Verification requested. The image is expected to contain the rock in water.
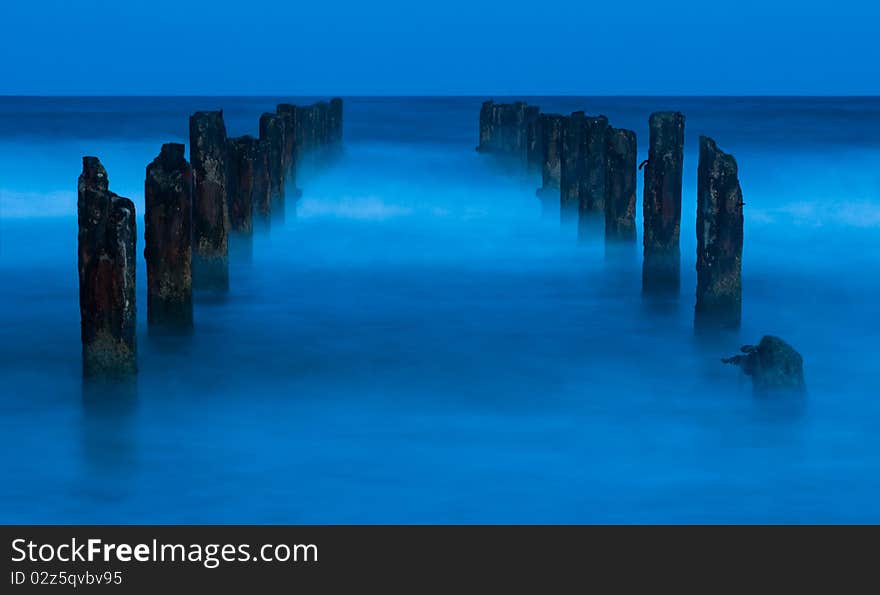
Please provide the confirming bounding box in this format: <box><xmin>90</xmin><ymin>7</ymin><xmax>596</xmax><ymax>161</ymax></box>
<box><xmin>144</xmin><ymin>143</ymin><xmax>193</xmax><ymax>328</ymax></box>
<box><xmin>723</xmin><ymin>336</ymin><xmax>805</xmax><ymax>395</ymax></box>
<box><xmin>189</xmin><ymin>110</ymin><xmax>229</xmax><ymax>290</ymax></box>
<box><xmin>642</xmin><ymin>111</ymin><xmax>685</xmax><ymax>295</ymax></box>
<box><xmin>536</xmin><ymin>113</ymin><xmax>565</xmax><ymax>205</ymax></box>
<box><xmin>227</xmin><ymin>135</ymin><xmax>257</xmax><ymax>233</ymax></box>
<box><xmin>560</xmin><ymin>112</ymin><xmax>585</xmax><ymax>223</ymax></box>
<box><xmin>576</xmin><ymin>115</ymin><xmax>609</xmax><ymax>240</ymax></box>
<box><xmin>604</xmin><ymin>127</ymin><xmax>637</xmax><ymax>243</ymax></box>
<box><xmin>78</xmin><ymin>156</ymin><xmax>137</xmax><ymax>376</ymax></box>
<box><xmin>252</xmin><ymin>139</ymin><xmax>272</xmax><ymax>225</ymax></box>
<box><xmin>259</xmin><ymin>112</ymin><xmax>285</xmax><ymax>200</ymax></box>
<box><xmin>696</xmin><ymin>136</ymin><xmax>744</xmax><ymax>330</ymax></box>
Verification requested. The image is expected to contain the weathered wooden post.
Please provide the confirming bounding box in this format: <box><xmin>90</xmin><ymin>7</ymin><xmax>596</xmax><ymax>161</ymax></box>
<box><xmin>78</xmin><ymin>156</ymin><xmax>137</xmax><ymax>376</ymax></box>
<box><xmin>294</xmin><ymin>104</ymin><xmax>317</xmax><ymax>163</ymax></box>
<box><xmin>500</xmin><ymin>102</ymin><xmax>528</xmax><ymax>165</ymax></box>
<box><xmin>560</xmin><ymin>111</ymin><xmax>585</xmax><ymax>223</ymax></box>
<box><xmin>329</xmin><ymin>97</ymin><xmax>344</xmax><ymax>154</ymax></box>
<box><xmin>476</xmin><ymin>100</ymin><xmax>497</xmax><ymax>153</ymax></box>
<box><xmin>189</xmin><ymin>110</ymin><xmax>229</xmax><ymax>290</ymax></box>
<box><xmin>315</xmin><ymin>100</ymin><xmax>330</xmax><ymax>154</ymax></box>
<box><xmin>144</xmin><ymin>143</ymin><xmax>193</xmax><ymax>328</ymax></box>
<box><xmin>695</xmin><ymin>136</ymin><xmax>744</xmax><ymax>330</ymax></box>
<box><xmin>252</xmin><ymin>139</ymin><xmax>271</xmax><ymax>228</ymax></box>
<box><xmin>476</xmin><ymin>100</ymin><xmax>531</xmax><ymax>171</ymax></box>
<box><xmin>604</xmin><ymin>127</ymin><xmax>638</xmax><ymax>243</ymax></box>
<box><xmin>525</xmin><ymin>105</ymin><xmax>543</xmax><ymax>173</ymax></box>
<box><xmin>227</xmin><ymin>135</ymin><xmax>256</xmax><ymax>233</ymax></box>
<box><xmin>642</xmin><ymin>111</ymin><xmax>685</xmax><ymax>294</ymax></box>
<box><xmin>259</xmin><ymin>112</ymin><xmax>285</xmax><ymax>199</ymax></box>
<box><xmin>536</xmin><ymin>113</ymin><xmax>565</xmax><ymax>208</ymax></box>
<box><xmin>275</xmin><ymin>103</ymin><xmax>298</xmax><ymax>187</ymax></box>
<box><xmin>577</xmin><ymin>115</ymin><xmax>609</xmax><ymax>240</ymax></box>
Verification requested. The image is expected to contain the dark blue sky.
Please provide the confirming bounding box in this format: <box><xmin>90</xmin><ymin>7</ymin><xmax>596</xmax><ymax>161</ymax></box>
<box><xmin>3</xmin><ymin>0</ymin><xmax>877</xmax><ymax>95</ymax></box>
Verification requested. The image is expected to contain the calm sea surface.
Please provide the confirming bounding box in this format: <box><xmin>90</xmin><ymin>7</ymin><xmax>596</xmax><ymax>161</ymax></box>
<box><xmin>1</xmin><ymin>96</ymin><xmax>879</xmax><ymax>523</ymax></box>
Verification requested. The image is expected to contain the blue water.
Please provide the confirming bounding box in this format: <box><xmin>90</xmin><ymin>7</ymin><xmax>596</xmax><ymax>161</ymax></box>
<box><xmin>1</xmin><ymin>97</ymin><xmax>880</xmax><ymax>523</ymax></box>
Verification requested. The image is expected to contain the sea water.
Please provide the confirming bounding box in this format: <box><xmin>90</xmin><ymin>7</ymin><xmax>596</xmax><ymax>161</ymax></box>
<box><xmin>1</xmin><ymin>96</ymin><xmax>879</xmax><ymax>523</ymax></box>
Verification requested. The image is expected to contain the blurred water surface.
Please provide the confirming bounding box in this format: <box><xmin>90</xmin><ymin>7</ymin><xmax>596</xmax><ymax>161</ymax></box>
<box><xmin>1</xmin><ymin>96</ymin><xmax>879</xmax><ymax>523</ymax></box>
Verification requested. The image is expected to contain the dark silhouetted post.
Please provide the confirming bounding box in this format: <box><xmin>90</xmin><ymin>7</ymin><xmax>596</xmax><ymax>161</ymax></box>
<box><xmin>78</xmin><ymin>157</ymin><xmax>137</xmax><ymax>376</ymax></box>
<box><xmin>500</xmin><ymin>102</ymin><xmax>527</xmax><ymax>165</ymax></box>
<box><xmin>144</xmin><ymin>143</ymin><xmax>193</xmax><ymax>328</ymax></box>
<box><xmin>315</xmin><ymin>100</ymin><xmax>330</xmax><ymax>155</ymax></box>
<box><xmin>329</xmin><ymin>97</ymin><xmax>344</xmax><ymax>153</ymax></box>
<box><xmin>252</xmin><ymin>139</ymin><xmax>271</xmax><ymax>227</ymax></box>
<box><xmin>189</xmin><ymin>110</ymin><xmax>229</xmax><ymax>290</ymax></box>
<box><xmin>525</xmin><ymin>105</ymin><xmax>543</xmax><ymax>173</ymax></box>
<box><xmin>642</xmin><ymin>111</ymin><xmax>685</xmax><ymax>294</ymax></box>
<box><xmin>695</xmin><ymin>136</ymin><xmax>744</xmax><ymax>330</ymax></box>
<box><xmin>475</xmin><ymin>100</ymin><xmax>534</xmax><ymax>170</ymax></box>
<box><xmin>227</xmin><ymin>135</ymin><xmax>256</xmax><ymax>233</ymax></box>
<box><xmin>276</xmin><ymin>104</ymin><xmax>298</xmax><ymax>187</ymax></box>
<box><xmin>536</xmin><ymin>113</ymin><xmax>564</xmax><ymax>209</ymax></box>
<box><xmin>294</xmin><ymin>104</ymin><xmax>317</xmax><ymax>163</ymax></box>
<box><xmin>560</xmin><ymin>111</ymin><xmax>585</xmax><ymax>223</ymax></box>
<box><xmin>476</xmin><ymin>100</ymin><xmax>497</xmax><ymax>153</ymax></box>
<box><xmin>577</xmin><ymin>115</ymin><xmax>609</xmax><ymax>240</ymax></box>
<box><xmin>259</xmin><ymin>112</ymin><xmax>285</xmax><ymax>200</ymax></box>
<box><xmin>604</xmin><ymin>127</ymin><xmax>637</xmax><ymax>243</ymax></box>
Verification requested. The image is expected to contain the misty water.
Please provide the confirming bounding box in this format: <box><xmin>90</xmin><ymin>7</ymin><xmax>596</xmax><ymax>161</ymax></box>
<box><xmin>1</xmin><ymin>97</ymin><xmax>879</xmax><ymax>523</ymax></box>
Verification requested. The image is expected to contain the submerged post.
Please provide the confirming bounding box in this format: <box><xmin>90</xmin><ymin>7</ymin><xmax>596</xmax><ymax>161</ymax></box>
<box><xmin>144</xmin><ymin>143</ymin><xmax>193</xmax><ymax>328</ymax></box>
<box><xmin>642</xmin><ymin>111</ymin><xmax>685</xmax><ymax>294</ymax></box>
<box><xmin>695</xmin><ymin>136</ymin><xmax>744</xmax><ymax>330</ymax></box>
<box><xmin>536</xmin><ymin>113</ymin><xmax>565</xmax><ymax>210</ymax></box>
<box><xmin>189</xmin><ymin>110</ymin><xmax>229</xmax><ymax>290</ymax></box>
<box><xmin>227</xmin><ymin>135</ymin><xmax>257</xmax><ymax>233</ymax></box>
<box><xmin>78</xmin><ymin>156</ymin><xmax>137</xmax><ymax>376</ymax></box>
<box><xmin>723</xmin><ymin>336</ymin><xmax>805</xmax><ymax>395</ymax></box>
<box><xmin>604</xmin><ymin>127</ymin><xmax>638</xmax><ymax>243</ymax></box>
<box><xmin>577</xmin><ymin>115</ymin><xmax>609</xmax><ymax>240</ymax></box>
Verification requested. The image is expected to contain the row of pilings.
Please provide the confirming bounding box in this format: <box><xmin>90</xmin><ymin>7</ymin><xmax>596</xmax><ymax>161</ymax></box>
<box><xmin>476</xmin><ymin>100</ymin><xmax>745</xmax><ymax>334</ymax></box>
<box><xmin>77</xmin><ymin>99</ymin><xmax>343</xmax><ymax>377</ymax></box>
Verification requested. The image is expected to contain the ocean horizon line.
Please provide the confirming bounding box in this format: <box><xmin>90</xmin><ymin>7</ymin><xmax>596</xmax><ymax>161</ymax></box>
<box><xmin>2</xmin><ymin>93</ymin><xmax>880</xmax><ymax>99</ymax></box>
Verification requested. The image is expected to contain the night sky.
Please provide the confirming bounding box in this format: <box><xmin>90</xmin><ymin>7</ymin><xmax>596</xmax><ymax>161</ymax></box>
<box><xmin>2</xmin><ymin>0</ymin><xmax>877</xmax><ymax>95</ymax></box>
